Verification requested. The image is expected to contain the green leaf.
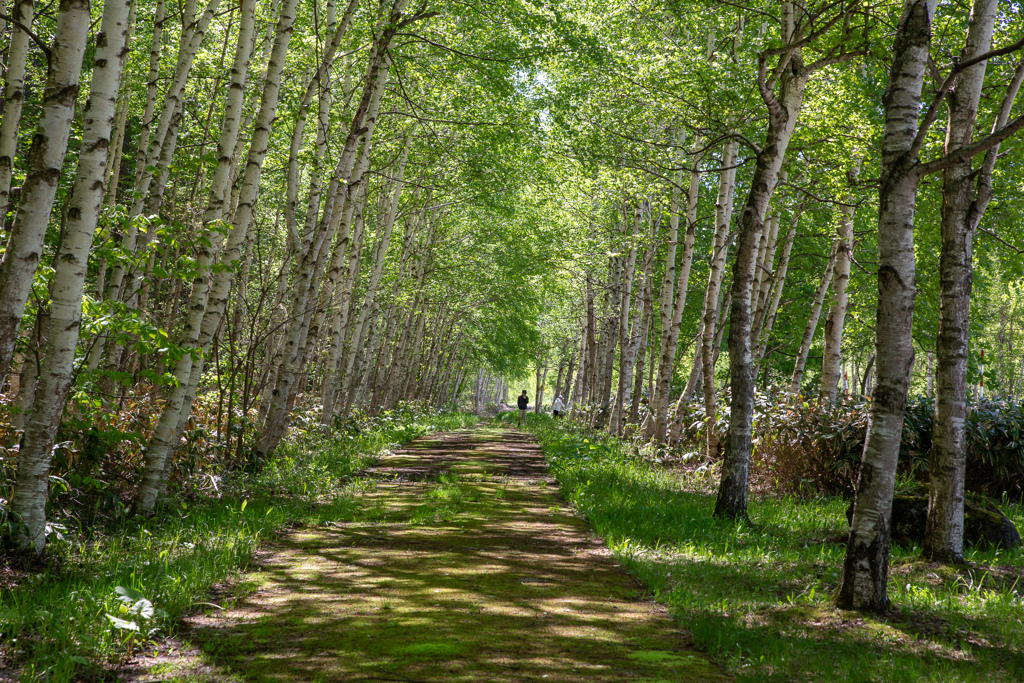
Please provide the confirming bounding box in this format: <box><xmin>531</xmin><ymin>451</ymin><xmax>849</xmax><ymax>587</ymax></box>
<box><xmin>115</xmin><ymin>585</ymin><xmax>145</xmax><ymax>603</ymax></box>
<box><xmin>106</xmin><ymin>614</ymin><xmax>140</xmax><ymax>632</ymax></box>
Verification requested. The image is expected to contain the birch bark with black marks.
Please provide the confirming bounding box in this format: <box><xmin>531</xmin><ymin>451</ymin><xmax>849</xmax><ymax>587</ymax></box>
<box><xmin>819</xmin><ymin>166</ymin><xmax>859</xmax><ymax>407</ymax></box>
<box><xmin>789</xmin><ymin>246</ymin><xmax>837</xmax><ymax>396</ymax></box>
<box><xmin>717</xmin><ymin>26</ymin><xmax>816</xmax><ymax>519</ymax></box>
<box><xmin>135</xmin><ymin>0</ymin><xmax>264</xmax><ymax>515</ymax></box>
<box><xmin>611</xmin><ymin>230</ymin><xmax>638</xmax><ymax>434</ymax></box>
<box><xmin>759</xmin><ymin>210</ymin><xmax>801</xmax><ymax>360</ymax></box>
<box><xmin>750</xmin><ymin>172</ymin><xmax>787</xmax><ymax>347</ymax></box>
<box><xmin>322</xmin><ymin>189</ymin><xmax>367</xmax><ymax>421</ymax></box>
<box><xmin>9</xmin><ymin>0</ymin><xmax>132</xmax><ymax>552</ymax></box>
<box><xmin>838</xmin><ymin>0</ymin><xmax>937</xmax><ymax>612</ymax></box>
<box><xmin>925</xmin><ymin>0</ymin><xmax>1001</xmax><ymax>564</ymax></box>
<box><xmin>701</xmin><ymin>139</ymin><xmax>738</xmax><ymax>461</ymax></box>
<box><xmin>169</xmin><ymin>0</ymin><xmax>307</xmax><ymax>478</ymax></box>
<box><xmin>650</xmin><ymin>138</ymin><xmax>702</xmax><ymax>442</ymax></box>
<box><xmin>0</xmin><ymin>0</ymin><xmax>35</xmax><ymax>230</ymax></box>
<box><xmin>0</xmin><ymin>0</ymin><xmax>92</xmax><ymax>387</ymax></box>
<box><xmin>103</xmin><ymin>0</ymin><xmax>220</xmax><ymax>304</ymax></box>
<box><xmin>630</xmin><ymin>245</ymin><xmax>655</xmax><ymax>427</ymax></box>
<box><xmin>332</xmin><ymin>111</ymin><xmax>397</xmax><ymax>420</ymax></box>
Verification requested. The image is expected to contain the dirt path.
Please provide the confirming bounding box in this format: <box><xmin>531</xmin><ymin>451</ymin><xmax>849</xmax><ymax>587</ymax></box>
<box><xmin>135</xmin><ymin>425</ymin><xmax>726</xmax><ymax>682</ymax></box>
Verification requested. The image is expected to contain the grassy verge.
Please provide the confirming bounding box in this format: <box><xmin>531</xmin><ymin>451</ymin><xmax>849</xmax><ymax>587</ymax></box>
<box><xmin>507</xmin><ymin>412</ymin><xmax>1024</xmax><ymax>682</ymax></box>
<box><xmin>0</xmin><ymin>409</ymin><xmax>478</xmax><ymax>682</ymax></box>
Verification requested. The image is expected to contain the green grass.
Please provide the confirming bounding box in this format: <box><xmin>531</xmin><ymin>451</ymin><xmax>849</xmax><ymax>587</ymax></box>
<box><xmin>0</xmin><ymin>410</ymin><xmax>478</xmax><ymax>682</ymax></box>
<box><xmin>512</xmin><ymin>412</ymin><xmax>1024</xmax><ymax>682</ymax></box>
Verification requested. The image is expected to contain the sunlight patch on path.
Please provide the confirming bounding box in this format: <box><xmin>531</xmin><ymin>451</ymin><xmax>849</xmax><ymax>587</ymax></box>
<box><xmin>132</xmin><ymin>425</ymin><xmax>726</xmax><ymax>682</ymax></box>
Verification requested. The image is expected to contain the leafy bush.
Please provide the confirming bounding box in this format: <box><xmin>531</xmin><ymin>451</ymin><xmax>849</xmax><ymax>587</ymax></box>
<box><xmin>669</xmin><ymin>391</ymin><xmax>1024</xmax><ymax>499</ymax></box>
<box><xmin>963</xmin><ymin>399</ymin><xmax>1024</xmax><ymax>497</ymax></box>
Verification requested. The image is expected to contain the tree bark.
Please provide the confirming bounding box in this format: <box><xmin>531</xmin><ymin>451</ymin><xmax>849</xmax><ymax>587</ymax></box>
<box><xmin>789</xmin><ymin>245</ymin><xmax>837</xmax><ymax>396</ymax></box>
<box><xmin>717</xmin><ymin>36</ymin><xmax>812</xmax><ymax>519</ymax></box>
<box><xmin>9</xmin><ymin>0</ymin><xmax>132</xmax><ymax>552</ymax></box>
<box><xmin>701</xmin><ymin>139</ymin><xmax>738</xmax><ymax>460</ymax></box>
<box><xmin>0</xmin><ymin>0</ymin><xmax>92</xmax><ymax>387</ymax></box>
<box><xmin>819</xmin><ymin>166</ymin><xmax>859</xmax><ymax>407</ymax></box>
<box><xmin>0</xmin><ymin>0</ymin><xmax>35</xmax><ymax>230</ymax></box>
<box><xmin>630</xmin><ymin>249</ymin><xmax>655</xmax><ymax>426</ymax></box>
<box><xmin>838</xmin><ymin>0</ymin><xmax>937</xmax><ymax>612</ymax></box>
<box><xmin>104</xmin><ymin>0</ymin><xmax>220</xmax><ymax>304</ymax></box>
<box><xmin>611</xmin><ymin>219</ymin><xmax>638</xmax><ymax>434</ymax></box>
<box><xmin>134</xmin><ymin>0</ymin><xmax>266</xmax><ymax>515</ymax></box>
<box><xmin>651</xmin><ymin>139</ymin><xmax>702</xmax><ymax>442</ymax></box>
<box><xmin>925</xmin><ymin>0</ymin><xmax>1000</xmax><ymax>564</ymax></box>
<box><xmin>754</xmin><ymin>201</ymin><xmax>803</xmax><ymax>362</ymax></box>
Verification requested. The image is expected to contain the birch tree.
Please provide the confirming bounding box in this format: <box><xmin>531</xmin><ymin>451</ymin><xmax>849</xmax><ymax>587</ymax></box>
<box><xmin>789</xmin><ymin>246</ymin><xmax>837</xmax><ymax>395</ymax></box>
<box><xmin>136</xmin><ymin>0</ymin><xmax>265</xmax><ymax>515</ymax></box>
<box><xmin>8</xmin><ymin>0</ymin><xmax>131</xmax><ymax>551</ymax></box>
<box><xmin>839</xmin><ymin>0</ymin><xmax>1024</xmax><ymax>610</ymax></box>
<box><xmin>819</xmin><ymin>165</ymin><xmax>859</xmax><ymax>406</ymax></box>
<box><xmin>0</xmin><ymin>0</ymin><xmax>35</xmax><ymax>229</ymax></box>
<box><xmin>716</xmin><ymin>2</ymin><xmax>863</xmax><ymax>519</ymax></box>
<box><xmin>701</xmin><ymin>139</ymin><xmax>738</xmax><ymax>460</ymax></box>
<box><xmin>0</xmin><ymin>0</ymin><xmax>92</xmax><ymax>384</ymax></box>
<box><xmin>924</xmin><ymin>0</ymin><xmax>1017</xmax><ymax>563</ymax></box>
<box><xmin>649</xmin><ymin>138</ymin><xmax>702</xmax><ymax>442</ymax></box>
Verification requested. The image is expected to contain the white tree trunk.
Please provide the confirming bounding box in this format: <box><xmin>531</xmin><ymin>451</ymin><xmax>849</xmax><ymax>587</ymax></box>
<box><xmin>717</xmin><ymin>43</ymin><xmax>811</xmax><ymax>519</ymax></box>
<box><xmin>164</xmin><ymin>0</ymin><xmax>305</xmax><ymax>489</ymax></box>
<box><xmin>323</xmin><ymin>194</ymin><xmax>367</xmax><ymax>419</ymax></box>
<box><xmin>789</xmin><ymin>246</ymin><xmax>837</xmax><ymax>395</ymax></box>
<box><xmin>0</xmin><ymin>0</ymin><xmax>92</xmax><ymax>386</ymax></box>
<box><xmin>925</xmin><ymin>0</ymin><xmax>1000</xmax><ymax>563</ymax></box>
<box><xmin>701</xmin><ymin>139</ymin><xmax>738</xmax><ymax>460</ymax></box>
<box><xmin>8</xmin><ymin>0</ymin><xmax>128</xmax><ymax>551</ymax></box>
<box><xmin>0</xmin><ymin>0</ymin><xmax>35</xmax><ymax>227</ymax></box>
<box><xmin>611</xmin><ymin>233</ymin><xmax>638</xmax><ymax>434</ymax></box>
<box><xmin>134</xmin><ymin>0</ymin><xmax>267</xmax><ymax>515</ymax></box>
<box><xmin>754</xmin><ymin>204</ymin><xmax>802</xmax><ymax>361</ymax></box>
<box><xmin>750</xmin><ymin>171</ymin><xmax>787</xmax><ymax>344</ymax></box>
<box><xmin>102</xmin><ymin>0</ymin><xmax>219</xmax><ymax>308</ymax></box>
<box><xmin>335</xmin><ymin>134</ymin><xmax>411</xmax><ymax>423</ymax></box>
<box><xmin>650</xmin><ymin>140</ymin><xmax>702</xmax><ymax>442</ymax></box>
<box><xmin>838</xmin><ymin>0</ymin><xmax>937</xmax><ymax>612</ymax></box>
<box><xmin>819</xmin><ymin>167</ymin><xmax>859</xmax><ymax>407</ymax></box>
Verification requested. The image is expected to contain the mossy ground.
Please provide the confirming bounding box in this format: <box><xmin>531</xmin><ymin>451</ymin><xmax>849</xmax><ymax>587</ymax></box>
<box><xmin>130</xmin><ymin>425</ymin><xmax>723</xmax><ymax>682</ymax></box>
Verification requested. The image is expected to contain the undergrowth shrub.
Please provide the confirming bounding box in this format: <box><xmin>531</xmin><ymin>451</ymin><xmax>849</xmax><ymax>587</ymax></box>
<box><xmin>670</xmin><ymin>389</ymin><xmax>1024</xmax><ymax>499</ymax></box>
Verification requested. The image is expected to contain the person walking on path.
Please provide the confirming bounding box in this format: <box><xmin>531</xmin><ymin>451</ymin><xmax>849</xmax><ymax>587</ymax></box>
<box><xmin>552</xmin><ymin>395</ymin><xmax>565</xmax><ymax>418</ymax></box>
<box><xmin>517</xmin><ymin>390</ymin><xmax>529</xmax><ymax>427</ymax></box>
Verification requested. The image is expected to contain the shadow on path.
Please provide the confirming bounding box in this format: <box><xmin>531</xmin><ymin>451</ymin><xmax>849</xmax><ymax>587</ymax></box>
<box><xmin>132</xmin><ymin>424</ymin><xmax>727</xmax><ymax>682</ymax></box>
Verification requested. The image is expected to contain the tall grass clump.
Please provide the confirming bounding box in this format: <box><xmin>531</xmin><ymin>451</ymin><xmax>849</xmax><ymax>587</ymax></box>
<box><xmin>520</xmin><ymin>413</ymin><xmax>1024</xmax><ymax>682</ymax></box>
<box><xmin>0</xmin><ymin>405</ymin><xmax>477</xmax><ymax>681</ymax></box>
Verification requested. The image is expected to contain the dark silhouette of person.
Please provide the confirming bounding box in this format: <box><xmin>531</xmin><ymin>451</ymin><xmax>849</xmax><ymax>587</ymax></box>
<box><xmin>517</xmin><ymin>390</ymin><xmax>529</xmax><ymax>427</ymax></box>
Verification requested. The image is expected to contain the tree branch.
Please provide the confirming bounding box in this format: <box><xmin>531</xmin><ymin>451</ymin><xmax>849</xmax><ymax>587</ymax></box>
<box><xmin>909</xmin><ymin>34</ymin><xmax>1024</xmax><ymax>161</ymax></box>
<box><xmin>804</xmin><ymin>48</ymin><xmax>866</xmax><ymax>73</ymax></box>
<box><xmin>0</xmin><ymin>12</ymin><xmax>52</xmax><ymax>65</ymax></box>
<box><xmin>763</xmin><ymin>1</ymin><xmax>849</xmax><ymax>57</ymax></box>
<box><xmin>916</xmin><ymin>112</ymin><xmax>1024</xmax><ymax>176</ymax></box>
<box><xmin>395</xmin><ymin>31</ymin><xmax>511</xmax><ymax>62</ymax></box>
<box><xmin>758</xmin><ymin>54</ymin><xmax>785</xmax><ymax>118</ymax></box>
<box><xmin>977</xmin><ymin>226</ymin><xmax>1024</xmax><ymax>254</ymax></box>
<box><xmin>397</xmin><ymin>9</ymin><xmax>438</xmax><ymax>29</ymax></box>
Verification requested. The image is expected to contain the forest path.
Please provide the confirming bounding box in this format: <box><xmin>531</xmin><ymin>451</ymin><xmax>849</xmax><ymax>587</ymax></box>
<box><xmin>136</xmin><ymin>424</ymin><xmax>725</xmax><ymax>682</ymax></box>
